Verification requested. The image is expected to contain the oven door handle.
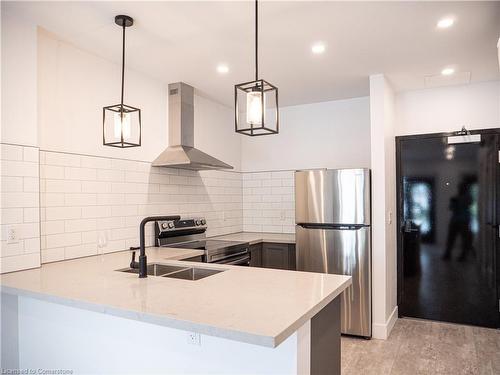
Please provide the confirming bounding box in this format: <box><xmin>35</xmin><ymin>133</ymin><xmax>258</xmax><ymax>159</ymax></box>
<box><xmin>210</xmin><ymin>250</ymin><xmax>248</xmax><ymax>263</ymax></box>
<box><xmin>218</xmin><ymin>255</ymin><xmax>250</xmax><ymax>266</ymax></box>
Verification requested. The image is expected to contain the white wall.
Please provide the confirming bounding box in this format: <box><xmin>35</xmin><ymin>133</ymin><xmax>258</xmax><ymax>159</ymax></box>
<box><xmin>241</xmin><ymin>97</ymin><xmax>371</xmax><ymax>172</ymax></box>
<box><xmin>369</xmin><ymin>74</ymin><xmax>397</xmax><ymax>340</ymax></box>
<box><xmin>1</xmin><ymin>9</ymin><xmax>38</xmax><ymax>146</ymax></box>
<box><xmin>38</xmin><ymin>29</ymin><xmax>240</xmax><ymax>169</ymax></box>
<box><xmin>396</xmin><ymin>81</ymin><xmax>500</xmax><ymax>136</ymax></box>
<box><xmin>1</xmin><ymin>18</ymin><xmax>242</xmax><ymax>271</ymax></box>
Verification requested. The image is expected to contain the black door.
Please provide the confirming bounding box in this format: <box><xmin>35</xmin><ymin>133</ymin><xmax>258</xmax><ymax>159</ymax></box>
<box><xmin>397</xmin><ymin>129</ymin><xmax>500</xmax><ymax>328</ymax></box>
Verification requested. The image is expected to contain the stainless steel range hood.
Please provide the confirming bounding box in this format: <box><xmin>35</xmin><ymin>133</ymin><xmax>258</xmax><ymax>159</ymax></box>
<box><xmin>152</xmin><ymin>82</ymin><xmax>233</xmax><ymax>170</ymax></box>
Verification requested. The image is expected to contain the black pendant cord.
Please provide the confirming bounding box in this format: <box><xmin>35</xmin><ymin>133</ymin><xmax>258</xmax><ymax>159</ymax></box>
<box><xmin>255</xmin><ymin>0</ymin><xmax>258</xmax><ymax>81</ymax></box>
<box><xmin>120</xmin><ymin>23</ymin><xmax>126</xmax><ymax>109</ymax></box>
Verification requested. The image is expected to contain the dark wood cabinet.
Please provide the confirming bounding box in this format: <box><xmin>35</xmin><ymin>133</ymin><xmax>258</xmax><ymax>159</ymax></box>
<box><xmin>261</xmin><ymin>243</ymin><xmax>296</xmax><ymax>270</ymax></box>
<box><xmin>249</xmin><ymin>243</ymin><xmax>262</xmax><ymax>267</ymax></box>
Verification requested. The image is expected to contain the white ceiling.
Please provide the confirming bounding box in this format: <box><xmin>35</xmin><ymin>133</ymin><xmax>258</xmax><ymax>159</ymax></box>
<box><xmin>4</xmin><ymin>1</ymin><xmax>500</xmax><ymax>107</ymax></box>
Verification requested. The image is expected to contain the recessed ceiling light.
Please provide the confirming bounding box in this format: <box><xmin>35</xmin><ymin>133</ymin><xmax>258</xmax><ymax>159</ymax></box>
<box><xmin>311</xmin><ymin>42</ymin><xmax>326</xmax><ymax>54</ymax></box>
<box><xmin>216</xmin><ymin>64</ymin><xmax>229</xmax><ymax>74</ymax></box>
<box><xmin>437</xmin><ymin>17</ymin><xmax>454</xmax><ymax>29</ymax></box>
<box><xmin>441</xmin><ymin>67</ymin><xmax>455</xmax><ymax>76</ymax></box>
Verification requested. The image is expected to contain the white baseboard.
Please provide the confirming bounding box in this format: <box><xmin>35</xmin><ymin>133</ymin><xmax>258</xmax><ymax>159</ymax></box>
<box><xmin>372</xmin><ymin>306</ymin><xmax>398</xmax><ymax>340</ymax></box>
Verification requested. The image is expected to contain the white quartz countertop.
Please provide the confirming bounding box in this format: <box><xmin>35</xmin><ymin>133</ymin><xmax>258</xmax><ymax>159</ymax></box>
<box><xmin>210</xmin><ymin>232</ymin><xmax>295</xmax><ymax>244</ymax></box>
<box><xmin>0</xmin><ymin>246</ymin><xmax>350</xmax><ymax>348</ymax></box>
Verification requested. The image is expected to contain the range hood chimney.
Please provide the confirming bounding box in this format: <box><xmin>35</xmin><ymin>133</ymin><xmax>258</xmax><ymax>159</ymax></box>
<box><xmin>152</xmin><ymin>82</ymin><xmax>233</xmax><ymax>170</ymax></box>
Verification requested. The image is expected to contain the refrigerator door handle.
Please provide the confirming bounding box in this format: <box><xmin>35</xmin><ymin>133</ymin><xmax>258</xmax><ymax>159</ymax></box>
<box><xmin>299</xmin><ymin>223</ymin><xmax>368</xmax><ymax>230</ymax></box>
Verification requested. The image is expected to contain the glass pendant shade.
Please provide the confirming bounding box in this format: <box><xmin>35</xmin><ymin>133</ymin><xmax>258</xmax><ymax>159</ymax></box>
<box><xmin>103</xmin><ymin>104</ymin><xmax>141</xmax><ymax>147</ymax></box>
<box><xmin>235</xmin><ymin>79</ymin><xmax>278</xmax><ymax>136</ymax></box>
<box><xmin>103</xmin><ymin>15</ymin><xmax>141</xmax><ymax>148</ymax></box>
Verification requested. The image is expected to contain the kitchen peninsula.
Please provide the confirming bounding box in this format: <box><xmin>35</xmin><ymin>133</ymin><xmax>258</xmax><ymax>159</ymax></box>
<box><xmin>1</xmin><ymin>246</ymin><xmax>351</xmax><ymax>374</ymax></box>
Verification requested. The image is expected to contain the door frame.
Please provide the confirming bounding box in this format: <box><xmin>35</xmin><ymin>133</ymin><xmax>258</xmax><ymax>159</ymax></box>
<box><xmin>395</xmin><ymin>127</ymin><xmax>500</xmax><ymax>323</ymax></box>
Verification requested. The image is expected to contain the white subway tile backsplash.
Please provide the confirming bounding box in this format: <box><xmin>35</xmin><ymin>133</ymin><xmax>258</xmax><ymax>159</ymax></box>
<box><xmin>41</xmin><ymin>247</ymin><xmax>65</xmax><ymax>263</ymax></box>
<box><xmin>81</xmin><ymin>206</ymin><xmax>112</xmax><ymax>219</ymax></box>
<box><xmin>1</xmin><ymin>192</ymin><xmax>39</xmax><ymax>208</ymax></box>
<box><xmin>23</xmin><ymin>208</ymin><xmax>39</xmax><ymax>223</ymax></box>
<box><xmin>262</xmin><ymin>179</ymin><xmax>281</xmax><ymax>187</ymax></box>
<box><xmin>45</xmin><ymin>207</ymin><xmax>82</xmax><ymax>220</ymax></box>
<box><xmin>64</xmin><ymin>193</ymin><xmax>97</xmax><ymax>206</ymax></box>
<box><xmin>81</xmin><ymin>181</ymin><xmax>112</xmax><ymax>193</ymax></box>
<box><xmin>0</xmin><ymin>149</ymin><xmax>299</xmax><ymax>265</ymax></box>
<box><xmin>80</xmin><ymin>155</ymin><xmax>112</xmax><ymax>169</ymax></box>
<box><xmin>23</xmin><ymin>177</ymin><xmax>40</xmax><ymax>192</ymax></box>
<box><xmin>41</xmin><ymin>193</ymin><xmax>65</xmax><ymax>207</ymax></box>
<box><xmin>1</xmin><ymin>241</ymin><xmax>25</xmax><ymax>257</ymax></box>
<box><xmin>1</xmin><ymin>208</ymin><xmax>24</xmax><ymax>224</ymax></box>
<box><xmin>23</xmin><ymin>147</ymin><xmax>39</xmax><ymax>162</ymax></box>
<box><xmin>0</xmin><ymin>153</ymin><xmax>40</xmax><ymax>273</ymax></box>
<box><xmin>64</xmin><ymin>166</ymin><xmax>97</xmax><ymax>181</ymax></box>
<box><xmin>242</xmin><ymin>170</ymin><xmax>295</xmax><ymax>234</ymax></box>
<box><xmin>65</xmin><ymin>243</ymin><xmax>97</xmax><ymax>259</ymax></box>
<box><xmin>0</xmin><ymin>253</ymin><xmax>40</xmax><ymax>273</ymax></box>
<box><xmin>44</xmin><ymin>152</ymin><xmax>81</xmax><ymax>167</ymax></box>
<box><xmin>96</xmin><ymin>169</ymin><xmax>125</xmax><ymax>182</ymax></box>
<box><xmin>41</xmin><ymin>220</ymin><xmax>65</xmax><ymax>235</ymax></box>
<box><xmin>45</xmin><ymin>179</ymin><xmax>81</xmax><ymax>193</ymax></box>
<box><xmin>1</xmin><ymin>160</ymin><xmax>39</xmax><ymax>177</ymax></box>
<box><xmin>46</xmin><ymin>232</ymin><xmax>81</xmax><ymax>248</ymax></box>
<box><xmin>242</xmin><ymin>179</ymin><xmax>261</xmax><ymax>188</ymax></box>
<box><xmin>65</xmin><ymin>218</ymin><xmax>97</xmax><ymax>233</ymax></box>
<box><xmin>24</xmin><ymin>237</ymin><xmax>41</xmax><ymax>254</ymax></box>
<box><xmin>2</xmin><ymin>176</ymin><xmax>24</xmax><ymax>192</ymax></box>
<box><xmin>1</xmin><ymin>144</ymin><xmax>24</xmax><ymax>161</ymax></box>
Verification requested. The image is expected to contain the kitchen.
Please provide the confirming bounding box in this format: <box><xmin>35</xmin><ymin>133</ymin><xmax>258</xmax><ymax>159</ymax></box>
<box><xmin>1</xmin><ymin>1</ymin><xmax>500</xmax><ymax>374</ymax></box>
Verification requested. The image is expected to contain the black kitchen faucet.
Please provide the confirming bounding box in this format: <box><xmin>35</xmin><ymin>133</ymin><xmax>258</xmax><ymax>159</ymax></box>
<box><xmin>131</xmin><ymin>216</ymin><xmax>181</xmax><ymax>278</ymax></box>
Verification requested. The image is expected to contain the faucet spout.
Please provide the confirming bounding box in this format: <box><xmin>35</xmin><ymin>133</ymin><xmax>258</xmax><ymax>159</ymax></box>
<box><xmin>138</xmin><ymin>216</ymin><xmax>181</xmax><ymax>278</ymax></box>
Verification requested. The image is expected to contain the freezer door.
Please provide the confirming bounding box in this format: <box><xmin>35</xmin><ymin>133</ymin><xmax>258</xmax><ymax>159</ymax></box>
<box><xmin>295</xmin><ymin>169</ymin><xmax>370</xmax><ymax>225</ymax></box>
<box><xmin>296</xmin><ymin>225</ymin><xmax>371</xmax><ymax>337</ymax></box>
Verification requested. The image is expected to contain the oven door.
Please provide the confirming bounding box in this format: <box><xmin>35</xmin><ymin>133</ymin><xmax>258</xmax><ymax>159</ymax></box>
<box><xmin>215</xmin><ymin>254</ymin><xmax>250</xmax><ymax>266</ymax></box>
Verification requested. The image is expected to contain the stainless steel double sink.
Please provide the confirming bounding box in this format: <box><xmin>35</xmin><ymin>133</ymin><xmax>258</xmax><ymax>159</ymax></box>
<box><xmin>117</xmin><ymin>263</ymin><xmax>224</xmax><ymax>281</ymax></box>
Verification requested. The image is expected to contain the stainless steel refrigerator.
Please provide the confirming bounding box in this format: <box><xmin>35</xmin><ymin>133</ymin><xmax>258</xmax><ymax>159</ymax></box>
<box><xmin>295</xmin><ymin>168</ymin><xmax>371</xmax><ymax>338</ymax></box>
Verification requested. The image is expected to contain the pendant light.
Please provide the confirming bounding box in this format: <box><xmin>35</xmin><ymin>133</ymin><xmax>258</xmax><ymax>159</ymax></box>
<box><xmin>103</xmin><ymin>15</ymin><xmax>141</xmax><ymax>148</ymax></box>
<box><xmin>235</xmin><ymin>0</ymin><xmax>279</xmax><ymax>136</ymax></box>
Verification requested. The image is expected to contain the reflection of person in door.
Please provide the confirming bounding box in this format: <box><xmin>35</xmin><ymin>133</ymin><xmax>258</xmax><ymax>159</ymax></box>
<box><xmin>442</xmin><ymin>180</ymin><xmax>474</xmax><ymax>261</ymax></box>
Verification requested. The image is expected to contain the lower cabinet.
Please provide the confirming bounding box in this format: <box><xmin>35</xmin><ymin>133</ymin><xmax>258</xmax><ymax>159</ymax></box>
<box><xmin>261</xmin><ymin>243</ymin><xmax>296</xmax><ymax>271</ymax></box>
<box><xmin>249</xmin><ymin>243</ymin><xmax>262</xmax><ymax>267</ymax></box>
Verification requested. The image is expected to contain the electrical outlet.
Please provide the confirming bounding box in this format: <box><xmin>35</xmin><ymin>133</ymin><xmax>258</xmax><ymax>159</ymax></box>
<box><xmin>7</xmin><ymin>226</ymin><xmax>18</xmax><ymax>244</ymax></box>
<box><xmin>187</xmin><ymin>332</ymin><xmax>201</xmax><ymax>346</ymax></box>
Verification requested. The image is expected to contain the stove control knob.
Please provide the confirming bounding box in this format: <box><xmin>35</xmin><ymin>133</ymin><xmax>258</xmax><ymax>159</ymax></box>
<box><xmin>201</xmin><ymin>219</ymin><xmax>206</xmax><ymax>226</ymax></box>
<box><xmin>195</xmin><ymin>219</ymin><xmax>201</xmax><ymax>226</ymax></box>
<box><xmin>168</xmin><ymin>222</ymin><xmax>174</xmax><ymax>229</ymax></box>
<box><xmin>161</xmin><ymin>222</ymin><xmax>169</xmax><ymax>230</ymax></box>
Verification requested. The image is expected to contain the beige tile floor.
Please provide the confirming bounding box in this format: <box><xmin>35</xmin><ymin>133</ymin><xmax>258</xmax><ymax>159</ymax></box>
<box><xmin>341</xmin><ymin>318</ymin><xmax>500</xmax><ymax>375</ymax></box>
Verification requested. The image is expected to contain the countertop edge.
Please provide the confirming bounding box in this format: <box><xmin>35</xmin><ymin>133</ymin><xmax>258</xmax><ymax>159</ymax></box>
<box><xmin>272</xmin><ymin>276</ymin><xmax>352</xmax><ymax>347</ymax></box>
<box><xmin>1</xmin><ymin>274</ymin><xmax>351</xmax><ymax>348</ymax></box>
<box><xmin>0</xmin><ymin>285</ymin><xmax>276</xmax><ymax>348</ymax></box>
